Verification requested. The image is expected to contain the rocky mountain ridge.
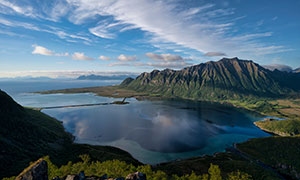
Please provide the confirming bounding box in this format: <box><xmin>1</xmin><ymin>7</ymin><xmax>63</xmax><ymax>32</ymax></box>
<box><xmin>121</xmin><ymin>57</ymin><xmax>300</xmax><ymax>100</ymax></box>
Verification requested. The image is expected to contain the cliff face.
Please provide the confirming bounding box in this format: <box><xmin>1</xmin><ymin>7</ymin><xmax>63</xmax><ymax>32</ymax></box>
<box><xmin>122</xmin><ymin>58</ymin><xmax>300</xmax><ymax>99</ymax></box>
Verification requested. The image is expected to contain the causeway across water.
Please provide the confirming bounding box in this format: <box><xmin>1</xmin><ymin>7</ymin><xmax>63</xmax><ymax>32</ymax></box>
<box><xmin>33</xmin><ymin>98</ymin><xmax>127</xmax><ymax>110</ymax></box>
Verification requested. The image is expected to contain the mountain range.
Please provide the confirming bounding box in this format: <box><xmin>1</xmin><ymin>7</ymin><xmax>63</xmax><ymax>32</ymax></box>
<box><xmin>77</xmin><ymin>74</ymin><xmax>136</xmax><ymax>80</ymax></box>
<box><xmin>121</xmin><ymin>57</ymin><xmax>300</xmax><ymax>100</ymax></box>
<box><xmin>263</xmin><ymin>64</ymin><xmax>293</xmax><ymax>72</ymax></box>
<box><xmin>294</xmin><ymin>67</ymin><xmax>300</xmax><ymax>73</ymax></box>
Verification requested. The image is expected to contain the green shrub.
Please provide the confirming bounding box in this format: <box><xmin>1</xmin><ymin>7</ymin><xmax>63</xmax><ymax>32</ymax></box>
<box><xmin>41</xmin><ymin>155</ymin><xmax>252</xmax><ymax>180</ymax></box>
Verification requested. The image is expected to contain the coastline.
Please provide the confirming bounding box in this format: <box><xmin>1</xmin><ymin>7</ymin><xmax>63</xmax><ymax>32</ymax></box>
<box><xmin>14</xmin><ymin>86</ymin><xmax>299</xmax><ymax>179</ymax></box>
<box><xmin>36</xmin><ymin>85</ymin><xmax>300</xmax><ymax>139</ymax></box>
<box><xmin>253</xmin><ymin>121</ymin><xmax>281</xmax><ymax>136</ymax></box>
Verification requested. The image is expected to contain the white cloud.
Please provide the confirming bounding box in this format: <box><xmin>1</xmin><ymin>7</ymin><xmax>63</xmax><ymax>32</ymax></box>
<box><xmin>146</xmin><ymin>53</ymin><xmax>184</xmax><ymax>62</ymax></box>
<box><xmin>66</xmin><ymin>0</ymin><xmax>289</xmax><ymax>57</ymax></box>
<box><xmin>108</xmin><ymin>62</ymin><xmax>131</xmax><ymax>66</ymax></box>
<box><xmin>244</xmin><ymin>46</ymin><xmax>293</xmax><ymax>56</ymax></box>
<box><xmin>89</xmin><ymin>24</ymin><xmax>116</xmax><ymax>39</ymax></box>
<box><xmin>179</xmin><ymin>4</ymin><xmax>215</xmax><ymax>19</ymax></box>
<box><xmin>54</xmin><ymin>29</ymin><xmax>91</xmax><ymax>42</ymax></box>
<box><xmin>48</xmin><ymin>1</ymin><xmax>70</xmax><ymax>21</ymax></box>
<box><xmin>72</xmin><ymin>52</ymin><xmax>94</xmax><ymax>60</ymax></box>
<box><xmin>32</xmin><ymin>45</ymin><xmax>69</xmax><ymax>56</ymax></box>
<box><xmin>232</xmin><ymin>32</ymin><xmax>272</xmax><ymax>41</ymax></box>
<box><xmin>0</xmin><ymin>0</ymin><xmax>291</xmax><ymax>59</ymax></box>
<box><xmin>0</xmin><ymin>17</ymin><xmax>91</xmax><ymax>43</ymax></box>
<box><xmin>135</xmin><ymin>62</ymin><xmax>192</xmax><ymax>69</ymax></box>
<box><xmin>117</xmin><ymin>54</ymin><xmax>137</xmax><ymax>61</ymax></box>
<box><xmin>0</xmin><ymin>29</ymin><xmax>25</xmax><ymax>37</ymax></box>
<box><xmin>0</xmin><ymin>70</ymin><xmax>139</xmax><ymax>78</ymax></box>
<box><xmin>32</xmin><ymin>45</ymin><xmax>54</xmax><ymax>56</ymax></box>
<box><xmin>272</xmin><ymin>16</ymin><xmax>278</xmax><ymax>21</ymax></box>
<box><xmin>263</xmin><ymin>64</ymin><xmax>293</xmax><ymax>72</ymax></box>
<box><xmin>0</xmin><ymin>0</ymin><xmax>35</xmax><ymax>17</ymax></box>
<box><xmin>0</xmin><ymin>17</ymin><xmax>40</xmax><ymax>31</ymax></box>
<box><xmin>256</xmin><ymin>20</ymin><xmax>264</xmax><ymax>26</ymax></box>
<box><xmin>99</xmin><ymin>55</ymin><xmax>110</xmax><ymax>61</ymax></box>
<box><xmin>204</xmin><ymin>52</ymin><xmax>227</xmax><ymax>57</ymax></box>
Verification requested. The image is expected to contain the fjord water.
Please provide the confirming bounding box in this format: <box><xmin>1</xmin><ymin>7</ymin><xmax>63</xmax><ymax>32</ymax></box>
<box><xmin>0</xmin><ymin>80</ymin><xmax>270</xmax><ymax>164</ymax></box>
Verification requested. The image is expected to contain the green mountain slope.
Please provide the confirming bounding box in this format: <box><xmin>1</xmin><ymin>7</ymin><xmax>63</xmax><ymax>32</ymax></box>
<box><xmin>0</xmin><ymin>90</ymin><xmax>139</xmax><ymax>179</ymax></box>
<box><xmin>121</xmin><ymin>58</ymin><xmax>300</xmax><ymax>100</ymax></box>
<box><xmin>237</xmin><ymin>135</ymin><xmax>300</xmax><ymax>179</ymax></box>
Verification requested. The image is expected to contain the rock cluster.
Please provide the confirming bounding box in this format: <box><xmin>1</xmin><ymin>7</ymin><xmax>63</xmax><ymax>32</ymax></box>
<box><xmin>15</xmin><ymin>159</ymin><xmax>48</xmax><ymax>180</ymax></box>
<box><xmin>16</xmin><ymin>158</ymin><xmax>146</xmax><ymax>180</ymax></box>
<box><xmin>56</xmin><ymin>171</ymin><xmax>146</xmax><ymax>180</ymax></box>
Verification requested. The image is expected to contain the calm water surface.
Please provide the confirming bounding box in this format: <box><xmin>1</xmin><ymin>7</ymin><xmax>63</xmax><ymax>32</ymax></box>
<box><xmin>0</xmin><ymin>80</ymin><xmax>270</xmax><ymax>164</ymax></box>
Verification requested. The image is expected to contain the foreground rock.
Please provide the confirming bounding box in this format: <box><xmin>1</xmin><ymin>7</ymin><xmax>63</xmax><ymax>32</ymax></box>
<box><xmin>58</xmin><ymin>172</ymin><xmax>146</xmax><ymax>180</ymax></box>
<box><xmin>15</xmin><ymin>158</ymin><xmax>48</xmax><ymax>180</ymax></box>
<box><xmin>16</xmin><ymin>159</ymin><xmax>146</xmax><ymax>180</ymax></box>
<box><xmin>126</xmin><ymin>172</ymin><xmax>146</xmax><ymax>180</ymax></box>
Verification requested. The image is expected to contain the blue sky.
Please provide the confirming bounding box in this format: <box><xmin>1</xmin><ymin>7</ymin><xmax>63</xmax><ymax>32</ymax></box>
<box><xmin>0</xmin><ymin>0</ymin><xmax>299</xmax><ymax>78</ymax></box>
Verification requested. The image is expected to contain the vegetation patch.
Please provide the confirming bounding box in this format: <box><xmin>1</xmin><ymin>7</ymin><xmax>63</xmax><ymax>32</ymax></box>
<box><xmin>236</xmin><ymin>135</ymin><xmax>300</xmax><ymax>179</ymax></box>
<box><xmin>4</xmin><ymin>155</ymin><xmax>253</xmax><ymax>180</ymax></box>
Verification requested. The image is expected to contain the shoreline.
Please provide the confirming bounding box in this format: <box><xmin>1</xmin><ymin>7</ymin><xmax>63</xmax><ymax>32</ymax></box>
<box><xmin>24</xmin><ymin>86</ymin><xmax>300</xmax><ymax>179</ymax></box>
<box><xmin>33</xmin><ymin>86</ymin><xmax>280</xmax><ymax>161</ymax></box>
<box><xmin>253</xmin><ymin>121</ymin><xmax>281</xmax><ymax>136</ymax></box>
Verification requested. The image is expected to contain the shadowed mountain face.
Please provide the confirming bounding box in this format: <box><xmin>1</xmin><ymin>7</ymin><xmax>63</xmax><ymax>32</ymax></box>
<box><xmin>0</xmin><ymin>90</ymin><xmax>73</xmax><ymax>178</ymax></box>
<box><xmin>121</xmin><ymin>58</ymin><xmax>300</xmax><ymax>99</ymax></box>
<box><xmin>0</xmin><ymin>90</ymin><xmax>140</xmax><ymax>179</ymax></box>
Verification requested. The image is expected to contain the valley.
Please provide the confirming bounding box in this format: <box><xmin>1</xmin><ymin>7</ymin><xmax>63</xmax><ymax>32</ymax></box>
<box><xmin>2</xmin><ymin>58</ymin><xmax>300</xmax><ymax>180</ymax></box>
<box><xmin>1</xmin><ymin>1</ymin><xmax>300</xmax><ymax>179</ymax></box>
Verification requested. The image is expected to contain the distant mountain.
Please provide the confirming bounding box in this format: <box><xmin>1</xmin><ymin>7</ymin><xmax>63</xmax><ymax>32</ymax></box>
<box><xmin>121</xmin><ymin>58</ymin><xmax>300</xmax><ymax>100</ymax></box>
<box><xmin>0</xmin><ymin>76</ymin><xmax>54</xmax><ymax>81</ymax></box>
<box><xmin>294</xmin><ymin>68</ymin><xmax>300</xmax><ymax>73</ymax></box>
<box><xmin>77</xmin><ymin>74</ymin><xmax>135</xmax><ymax>80</ymax></box>
<box><xmin>263</xmin><ymin>64</ymin><xmax>293</xmax><ymax>72</ymax></box>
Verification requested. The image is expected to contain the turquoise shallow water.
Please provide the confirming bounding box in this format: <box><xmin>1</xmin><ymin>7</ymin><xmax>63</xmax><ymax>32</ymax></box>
<box><xmin>0</xmin><ymin>80</ymin><xmax>270</xmax><ymax>164</ymax></box>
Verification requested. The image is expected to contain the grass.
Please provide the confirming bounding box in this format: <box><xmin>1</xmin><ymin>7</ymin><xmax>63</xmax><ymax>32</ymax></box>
<box><xmin>154</xmin><ymin>152</ymin><xmax>280</xmax><ymax>180</ymax></box>
<box><xmin>254</xmin><ymin>119</ymin><xmax>300</xmax><ymax>136</ymax></box>
<box><xmin>236</xmin><ymin>135</ymin><xmax>300</xmax><ymax>179</ymax></box>
<box><xmin>3</xmin><ymin>155</ymin><xmax>253</xmax><ymax>180</ymax></box>
<box><xmin>38</xmin><ymin>85</ymin><xmax>147</xmax><ymax>98</ymax></box>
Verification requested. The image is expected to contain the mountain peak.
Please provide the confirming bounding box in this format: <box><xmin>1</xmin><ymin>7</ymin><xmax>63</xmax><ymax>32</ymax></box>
<box><xmin>220</xmin><ymin>57</ymin><xmax>240</xmax><ymax>61</ymax></box>
<box><xmin>122</xmin><ymin>58</ymin><xmax>300</xmax><ymax>99</ymax></box>
<box><xmin>218</xmin><ymin>57</ymin><xmax>254</xmax><ymax>63</ymax></box>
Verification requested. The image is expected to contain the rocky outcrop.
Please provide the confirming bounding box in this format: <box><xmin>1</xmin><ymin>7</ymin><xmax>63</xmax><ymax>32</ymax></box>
<box><xmin>125</xmin><ymin>172</ymin><xmax>146</xmax><ymax>180</ymax></box>
<box><xmin>15</xmin><ymin>158</ymin><xmax>48</xmax><ymax>180</ymax></box>
<box><xmin>16</xmin><ymin>159</ymin><xmax>146</xmax><ymax>180</ymax></box>
<box><xmin>56</xmin><ymin>172</ymin><xmax>146</xmax><ymax>180</ymax></box>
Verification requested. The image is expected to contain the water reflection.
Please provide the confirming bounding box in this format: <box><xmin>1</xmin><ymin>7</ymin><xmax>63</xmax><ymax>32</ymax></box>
<box><xmin>43</xmin><ymin>98</ymin><xmax>269</xmax><ymax>164</ymax></box>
